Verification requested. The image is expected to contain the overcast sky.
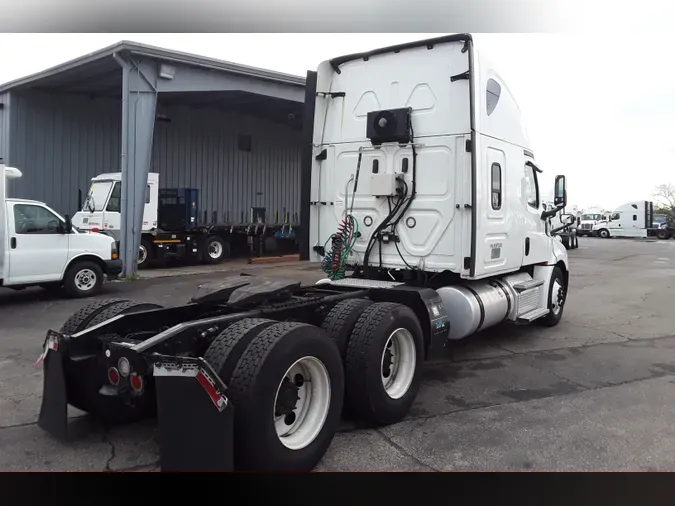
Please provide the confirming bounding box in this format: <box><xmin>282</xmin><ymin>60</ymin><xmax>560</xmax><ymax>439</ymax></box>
<box><xmin>0</xmin><ymin>33</ymin><xmax>671</xmax><ymax>211</ymax></box>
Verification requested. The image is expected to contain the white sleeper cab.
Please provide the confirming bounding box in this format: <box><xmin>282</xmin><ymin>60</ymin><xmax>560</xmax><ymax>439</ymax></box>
<box><xmin>591</xmin><ymin>201</ymin><xmax>654</xmax><ymax>239</ymax></box>
<box><xmin>310</xmin><ymin>34</ymin><xmax>574</xmax><ymax>333</ymax></box>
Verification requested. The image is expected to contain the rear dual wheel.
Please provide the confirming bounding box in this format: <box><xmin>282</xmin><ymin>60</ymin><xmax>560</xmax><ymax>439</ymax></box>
<box><xmin>202</xmin><ymin>300</ymin><xmax>425</xmax><ymax>470</ymax></box>
<box><xmin>204</xmin><ymin>320</ymin><xmax>343</xmax><ymax>471</ymax></box>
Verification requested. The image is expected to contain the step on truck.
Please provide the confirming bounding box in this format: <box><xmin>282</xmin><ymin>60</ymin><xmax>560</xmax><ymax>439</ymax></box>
<box><xmin>0</xmin><ymin>165</ymin><xmax>122</xmax><ymax>298</ymax></box>
<box><xmin>36</xmin><ymin>34</ymin><xmax>575</xmax><ymax>472</ymax></box>
<box><xmin>72</xmin><ymin>172</ymin><xmax>299</xmax><ymax>269</ymax></box>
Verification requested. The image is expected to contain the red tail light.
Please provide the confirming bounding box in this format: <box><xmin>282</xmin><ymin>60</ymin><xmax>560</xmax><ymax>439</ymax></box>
<box><xmin>130</xmin><ymin>374</ymin><xmax>143</xmax><ymax>392</ymax></box>
<box><xmin>108</xmin><ymin>367</ymin><xmax>120</xmax><ymax>386</ymax></box>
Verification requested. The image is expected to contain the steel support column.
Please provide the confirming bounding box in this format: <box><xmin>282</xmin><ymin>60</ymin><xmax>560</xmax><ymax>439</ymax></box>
<box><xmin>299</xmin><ymin>71</ymin><xmax>317</xmax><ymax>261</ymax></box>
<box><xmin>114</xmin><ymin>53</ymin><xmax>158</xmax><ymax>278</ymax></box>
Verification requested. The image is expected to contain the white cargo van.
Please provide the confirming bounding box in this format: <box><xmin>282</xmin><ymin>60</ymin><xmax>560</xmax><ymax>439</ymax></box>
<box><xmin>0</xmin><ymin>164</ymin><xmax>123</xmax><ymax>297</ymax></box>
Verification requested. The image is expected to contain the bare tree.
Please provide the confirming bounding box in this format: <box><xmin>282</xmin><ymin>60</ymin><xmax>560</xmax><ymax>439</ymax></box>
<box><xmin>652</xmin><ymin>184</ymin><xmax>675</xmax><ymax>217</ymax></box>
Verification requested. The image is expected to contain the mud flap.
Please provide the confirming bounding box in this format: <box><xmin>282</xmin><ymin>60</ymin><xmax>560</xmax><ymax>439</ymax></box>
<box><xmin>36</xmin><ymin>331</ymin><xmax>69</xmax><ymax>441</ymax></box>
<box><xmin>152</xmin><ymin>355</ymin><xmax>235</xmax><ymax>471</ymax></box>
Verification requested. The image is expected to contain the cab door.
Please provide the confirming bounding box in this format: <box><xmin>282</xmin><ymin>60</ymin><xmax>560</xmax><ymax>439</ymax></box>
<box><xmin>7</xmin><ymin>202</ymin><xmax>69</xmax><ymax>283</ymax></box>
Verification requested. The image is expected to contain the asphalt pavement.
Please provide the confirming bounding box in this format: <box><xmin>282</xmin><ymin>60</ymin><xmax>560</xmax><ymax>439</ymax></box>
<box><xmin>1</xmin><ymin>237</ymin><xmax>675</xmax><ymax>471</ymax></box>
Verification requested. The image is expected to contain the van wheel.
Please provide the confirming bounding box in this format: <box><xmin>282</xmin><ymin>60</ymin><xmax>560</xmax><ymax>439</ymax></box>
<box><xmin>344</xmin><ymin>302</ymin><xmax>424</xmax><ymax>425</ymax></box>
<box><xmin>63</xmin><ymin>261</ymin><xmax>104</xmax><ymax>298</ymax></box>
<box><xmin>598</xmin><ymin>229</ymin><xmax>610</xmax><ymax>239</ymax></box>
<box><xmin>202</xmin><ymin>235</ymin><xmax>229</xmax><ymax>264</ymax></box>
<box><xmin>138</xmin><ymin>239</ymin><xmax>153</xmax><ymax>269</ymax></box>
<box><xmin>540</xmin><ymin>266</ymin><xmax>567</xmax><ymax>327</ymax></box>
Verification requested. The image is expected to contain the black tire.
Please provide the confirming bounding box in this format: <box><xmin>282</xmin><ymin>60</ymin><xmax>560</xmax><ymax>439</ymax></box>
<box><xmin>59</xmin><ymin>298</ymin><xmax>130</xmax><ymax>334</ymax></box>
<box><xmin>657</xmin><ymin>229</ymin><xmax>669</xmax><ymax>240</ymax></box>
<box><xmin>204</xmin><ymin>318</ymin><xmax>277</xmax><ymax>383</ymax></box>
<box><xmin>598</xmin><ymin>229</ymin><xmax>610</xmax><ymax>239</ymax></box>
<box><xmin>138</xmin><ymin>238</ymin><xmax>153</xmax><ymax>269</ymax></box>
<box><xmin>539</xmin><ymin>266</ymin><xmax>567</xmax><ymax>327</ymax></box>
<box><xmin>320</xmin><ymin>298</ymin><xmax>373</xmax><ymax>360</ymax></box>
<box><xmin>87</xmin><ymin>300</ymin><xmax>163</xmax><ymax>328</ymax></box>
<box><xmin>562</xmin><ymin>236</ymin><xmax>570</xmax><ymax>249</ymax></box>
<box><xmin>227</xmin><ymin>322</ymin><xmax>343</xmax><ymax>471</ymax></box>
<box><xmin>202</xmin><ymin>235</ymin><xmax>230</xmax><ymax>265</ymax></box>
<box><xmin>344</xmin><ymin>302</ymin><xmax>424</xmax><ymax>425</ymax></box>
<box><xmin>63</xmin><ymin>261</ymin><xmax>104</xmax><ymax>298</ymax></box>
<box><xmin>64</xmin><ymin>300</ymin><xmax>164</xmax><ymax>424</ymax></box>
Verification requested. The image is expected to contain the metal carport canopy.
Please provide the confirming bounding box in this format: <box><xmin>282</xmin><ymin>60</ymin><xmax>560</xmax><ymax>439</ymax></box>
<box><xmin>0</xmin><ymin>41</ymin><xmax>307</xmax><ymax>277</ymax></box>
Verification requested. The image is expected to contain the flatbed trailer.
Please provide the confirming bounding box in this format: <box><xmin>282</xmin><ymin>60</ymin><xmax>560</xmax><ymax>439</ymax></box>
<box><xmin>148</xmin><ymin>218</ymin><xmax>299</xmax><ymax>265</ymax></box>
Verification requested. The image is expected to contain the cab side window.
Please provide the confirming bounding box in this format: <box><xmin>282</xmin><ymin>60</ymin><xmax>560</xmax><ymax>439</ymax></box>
<box><xmin>611</xmin><ymin>213</ymin><xmax>620</xmax><ymax>220</ymax></box>
<box><xmin>106</xmin><ymin>182</ymin><xmax>121</xmax><ymax>212</ymax></box>
<box><xmin>523</xmin><ymin>163</ymin><xmax>539</xmax><ymax>209</ymax></box>
<box><xmin>106</xmin><ymin>183</ymin><xmax>151</xmax><ymax>212</ymax></box>
<box><xmin>13</xmin><ymin>204</ymin><xmax>62</xmax><ymax>234</ymax></box>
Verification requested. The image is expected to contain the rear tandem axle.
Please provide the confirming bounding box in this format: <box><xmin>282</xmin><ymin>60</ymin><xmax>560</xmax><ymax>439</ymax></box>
<box><xmin>36</xmin><ymin>274</ymin><xmax>449</xmax><ymax>471</ymax></box>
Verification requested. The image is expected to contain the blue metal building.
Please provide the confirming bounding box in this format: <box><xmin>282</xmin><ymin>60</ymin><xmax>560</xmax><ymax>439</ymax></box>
<box><xmin>0</xmin><ymin>41</ymin><xmax>307</xmax><ymax>276</ymax></box>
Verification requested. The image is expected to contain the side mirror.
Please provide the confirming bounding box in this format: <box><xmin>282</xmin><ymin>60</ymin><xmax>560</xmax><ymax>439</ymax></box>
<box><xmin>554</xmin><ymin>175</ymin><xmax>567</xmax><ymax>208</ymax></box>
<box><xmin>64</xmin><ymin>214</ymin><xmax>73</xmax><ymax>234</ymax></box>
<box><xmin>561</xmin><ymin>213</ymin><xmax>576</xmax><ymax>226</ymax></box>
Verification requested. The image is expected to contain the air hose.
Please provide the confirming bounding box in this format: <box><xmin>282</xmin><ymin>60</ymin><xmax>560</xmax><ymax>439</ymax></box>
<box><xmin>321</xmin><ymin>214</ymin><xmax>359</xmax><ymax>280</ymax></box>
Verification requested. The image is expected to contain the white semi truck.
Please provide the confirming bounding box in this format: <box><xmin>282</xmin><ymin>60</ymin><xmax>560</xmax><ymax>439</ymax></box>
<box><xmin>591</xmin><ymin>200</ymin><xmax>668</xmax><ymax>239</ymax></box>
<box><xmin>577</xmin><ymin>206</ymin><xmax>608</xmax><ymax>236</ymax></box>
<box><xmin>0</xmin><ymin>164</ymin><xmax>122</xmax><ymax>297</ymax></box>
<box><xmin>37</xmin><ymin>34</ymin><xmax>575</xmax><ymax>471</ymax></box>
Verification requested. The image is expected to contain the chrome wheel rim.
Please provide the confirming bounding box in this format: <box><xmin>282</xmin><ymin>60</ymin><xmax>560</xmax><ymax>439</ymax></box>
<box><xmin>138</xmin><ymin>245</ymin><xmax>148</xmax><ymax>265</ymax></box>
<box><xmin>273</xmin><ymin>356</ymin><xmax>331</xmax><ymax>451</ymax></box>
<box><xmin>74</xmin><ymin>269</ymin><xmax>97</xmax><ymax>291</ymax></box>
<box><xmin>208</xmin><ymin>241</ymin><xmax>223</xmax><ymax>259</ymax></box>
<box><xmin>381</xmin><ymin>328</ymin><xmax>417</xmax><ymax>400</ymax></box>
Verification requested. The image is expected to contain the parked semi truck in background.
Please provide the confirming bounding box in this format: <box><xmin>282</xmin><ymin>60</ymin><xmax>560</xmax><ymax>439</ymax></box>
<box><xmin>73</xmin><ymin>172</ymin><xmax>299</xmax><ymax>269</ymax></box>
<box><xmin>591</xmin><ymin>200</ymin><xmax>669</xmax><ymax>239</ymax></box>
<box><xmin>0</xmin><ymin>164</ymin><xmax>121</xmax><ymax>297</ymax></box>
<box><xmin>36</xmin><ymin>34</ymin><xmax>576</xmax><ymax>472</ymax></box>
<box><xmin>577</xmin><ymin>206</ymin><xmax>608</xmax><ymax>236</ymax></box>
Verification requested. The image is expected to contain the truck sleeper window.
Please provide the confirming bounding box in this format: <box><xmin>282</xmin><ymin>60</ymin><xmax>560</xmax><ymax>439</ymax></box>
<box><xmin>491</xmin><ymin>163</ymin><xmax>502</xmax><ymax>210</ymax></box>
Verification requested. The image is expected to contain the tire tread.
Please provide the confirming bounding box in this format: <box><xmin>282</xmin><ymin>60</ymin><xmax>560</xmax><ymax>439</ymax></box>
<box><xmin>59</xmin><ymin>298</ymin><xmax>130</xmax><ymax>334</ymax></box>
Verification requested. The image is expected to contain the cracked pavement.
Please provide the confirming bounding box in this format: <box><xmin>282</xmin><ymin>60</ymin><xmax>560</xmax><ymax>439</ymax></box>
<box><xmin>2</xmin><ymin>238</ymin><xmax>675</xmax><ymax>471</ymax></box>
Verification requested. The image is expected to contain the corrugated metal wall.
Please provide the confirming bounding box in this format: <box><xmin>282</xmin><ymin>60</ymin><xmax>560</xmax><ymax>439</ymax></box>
<box><xmin>5</xmin><ymin>90</ymin><xmax>303</xmax><ymax>221</ymax></box>
<box><xmin>8</xmin><ymin>91</ymin><xmax>121</xmax><ymax>214</ymax></box>
<box><xmin>152</xmin><ymin>105</ymin><xmax>302</xmax><ymax>225</ymax></box>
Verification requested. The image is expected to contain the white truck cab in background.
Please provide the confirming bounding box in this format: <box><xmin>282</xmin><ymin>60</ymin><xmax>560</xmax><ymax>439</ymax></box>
<box><xmin>72</xmin><ymin>172</ymin><xmax>159</xmax><ymax>241</ymax></box>
<box><xmin>0</xmin><ymin>164</ymin><xmax>122</xmax><ymax>297</ymax></box>
<box><xmin>577</xmin><ymin>206</ymin><xmax>608</xmax><ymax>236</ymax></box>
<box><xmin>592</xmin><ymin>200</ymin><xmax>654</xmax><ymax>239</ymax></box>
